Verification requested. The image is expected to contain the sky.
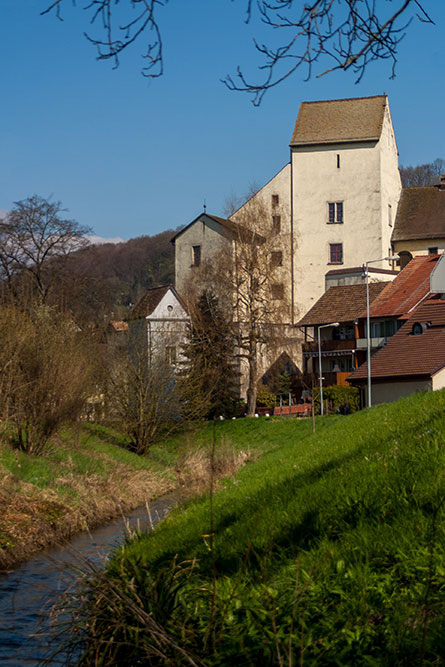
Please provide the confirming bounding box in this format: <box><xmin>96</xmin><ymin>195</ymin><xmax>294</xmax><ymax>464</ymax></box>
<box><xmin>1</xmin><ymin>1</ymin><xmax>444</xmax><ymax>241</ymax></box>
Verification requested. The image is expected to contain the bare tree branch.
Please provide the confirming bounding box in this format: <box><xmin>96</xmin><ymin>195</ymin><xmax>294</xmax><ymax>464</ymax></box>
<box><xmin>42</xmin><ymin>0</ymin><xmax>167</xmax><ymax>78</ymax></box>
<box><xmin>41</xmin><ymin>1</ymin><xmax>434</xmax><ymax>103</ymax></box>
<box><xmin>223</xmin><ymin>0</ymin><xmax>434</xmax><ymax>105</ymax></box>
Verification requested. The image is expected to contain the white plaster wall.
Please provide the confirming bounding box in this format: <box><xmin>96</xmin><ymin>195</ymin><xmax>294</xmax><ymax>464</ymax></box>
<box><xmin>150</xmin><ymin>290</ymin><xmax>188</xmax><ymax>321</ymax></box>
<box><xmin>432</xmin><ymin>368</ymin><xmax>445</xmax><ymax>391</ymax></box>
<box><xmin>393</xmin><ymin>239</ymin><xmax>445</xmax><ymax>256</ymax></box>
<box><xmin>371</xmin><ymin>379</ymin><xmax>432</xmax><ymax>404</ymax></box>
<box><xmin>174</xmin><ymin>216</ymin><xmax>232</xmax><ymax>295</ymax></box>
<box><xmin>233</xmin><ymin>163</ymin><xmax>291</xmax><ymax>233</ymax></box>
<box><xmin>380</xmin><ymin>104</ymin><xmax>402</xmax><ymax>259</ymax></box>
<box><xmin>292</xmin><ymin>130</ymin><xmax>399</xmax><ymax>320</ymax></box>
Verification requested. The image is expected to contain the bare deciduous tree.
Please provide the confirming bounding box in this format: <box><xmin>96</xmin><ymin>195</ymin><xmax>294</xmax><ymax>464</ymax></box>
<box><xmin>0</xmin><ymin>195</ymin><xmax>91</xmax><ymax>301</ymax></box>
<box><xmin>186</xmin><ymin>198</ymin><xmax>292</xmax><ymax>416</ymax></box>
<box><xmin>42</xmin><ymin>1</ymin><xmax>433</xmax><ymax>103</ymax></box>
<box><xmin>106</xmin><ymin>349</ymin><xmax>181</xmax><ymax>454</ymax></box>
<box><xmin>400</xmin><ymin>157</ymin><xmax>445</xmax><ymax>187</ymax></box>
<box><xmin>231</xmin><ymin>198</ymin><xmax>291</xmax><ymax>414</ymax></box>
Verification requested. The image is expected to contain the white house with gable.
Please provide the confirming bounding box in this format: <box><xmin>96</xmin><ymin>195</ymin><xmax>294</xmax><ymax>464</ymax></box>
<box><xmin>128</xmin><ymin>285</ymin><xmax>189</xmax><ymax>367</ymax></box>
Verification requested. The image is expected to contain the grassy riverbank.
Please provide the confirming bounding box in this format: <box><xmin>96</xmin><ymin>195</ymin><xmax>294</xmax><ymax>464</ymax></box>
<box><xmin>0</xmin><ymin>421</ymin><xmax>269</xmax><ymax>571</ymax></box>
<box><xmin>75</xmin><ymin>392</ymin><xmax>445</xmax><ymax>665</ymax></box>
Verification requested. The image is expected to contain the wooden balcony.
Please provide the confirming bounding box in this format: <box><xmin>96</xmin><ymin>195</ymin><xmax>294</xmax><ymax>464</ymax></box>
<box><xmin>302</xmin><ymin>339</ymin><xmax>355</xmax><ymax>355</ymax></box>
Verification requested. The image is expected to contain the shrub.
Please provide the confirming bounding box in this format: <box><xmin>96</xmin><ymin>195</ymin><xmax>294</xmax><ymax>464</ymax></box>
<box><xmin>255</xmin><ymin>385</ymin><xmax>277</xmax><ymax>407</ymax></box>
<box><xmin>313</xmin><ymin>384</ymin><xmax>359</xmax><ymax>414</ymax></box>
<box><xmin>0</xmin><ymin>300</ymin><xmax>99</xmax><ymax>454</ymax></box>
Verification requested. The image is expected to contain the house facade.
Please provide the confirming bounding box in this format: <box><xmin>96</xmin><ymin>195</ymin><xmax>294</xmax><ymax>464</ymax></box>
<box><xmin>128</xmin><ymin>285</ymin><xmax>189</xmax><ymax>368</ymax></box>
<box><xmin>348</xmin><ymin>296</ymin><xmax>445</xmax><ymax>404</ymax></box>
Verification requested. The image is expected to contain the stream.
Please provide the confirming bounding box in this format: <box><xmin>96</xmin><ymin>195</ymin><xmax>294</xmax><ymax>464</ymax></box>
<box><xmin>0</xmin><ymin>492</ymin><xmax>180</xmax><ymax>665</ymax></box>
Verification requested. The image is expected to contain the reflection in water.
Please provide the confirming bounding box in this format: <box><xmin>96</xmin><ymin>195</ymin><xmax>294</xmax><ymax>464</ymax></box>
<box><xmin>0</xmin><ymin>493</ymin><xmax>178</xmax><ymax>665</ymax></box>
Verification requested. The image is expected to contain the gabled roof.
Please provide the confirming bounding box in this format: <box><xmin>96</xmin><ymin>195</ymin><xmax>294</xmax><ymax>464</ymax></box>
<box><xmin>297</xmin><ymin>282</ymin><xmax>388</xmax><ymax>327</ymax></box>
<box><xmin>170</xmin><ymin>212</ymin><xmax>264</xmax><ymax>244</ymax></box>
<box><xmin>290</xmin><ymin>95</ymin><xmax>387</xmax><ymax>147</ymax></box>
<box><xmin>392</xmin><ymin>186</ymin><xmax>445</xmax><ymax>242</ymax></box>
<box><xmin>349</xmin><ymin>296</ymin><xmax>445</xmax><ymax>382</ymax></box>
<box><xmin>127</xmin><ymin>284</ymin><xmax>182</xmax><ymax>321</ymax></box>
<box><xmin>364</xmin><ymin>255</ymin><xmax>439</xmax><ymax>320</ymax></box>
<box><xmin>171</xmin><ymin>213</ymin><xmax>239</xmax><ymax>244</ymax></box>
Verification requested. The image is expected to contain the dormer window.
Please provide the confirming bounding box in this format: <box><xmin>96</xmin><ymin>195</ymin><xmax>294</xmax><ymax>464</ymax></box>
<box><xmin>411</xmin><ymin>322</ymin><xmax>430</xmax><ymax>335</ymax></box>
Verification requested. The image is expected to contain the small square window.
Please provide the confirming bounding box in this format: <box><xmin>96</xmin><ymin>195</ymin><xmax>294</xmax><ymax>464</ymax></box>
<box><xmin>329</xmin><ymin>243</ymin><xmax>343</xmax><ymax>264</ymax></box>
<box><xmin>271</xmin><ymin>194</ymin><xmax>279</xmax><ymax>208</ymax></box>
<box><xmin>271</xmin><ymin>283</ymin><xmax>284</xmax><ymax>299</ymax></box>
<box><xmin>192</xmin><ymin>245</ymin><xmax>201</xmax><ymax>267</ymax></box>
<box><xmin>327</xmin><ymin>202</ymin><xmax>343</xmax><ymax>224</ymax></box>
<box><xmin>272</xmin><ymin>215</ymin><xmax>281</xmax><ymax>233</ymax></box>
<box><xmin>271</xmin><ymin>250</ymin><xmax>283</xmax><ymax>267</ymax></box>
<box><xmin>428</xmin><ymin>247</ymin><xmax>438</xmax><ymax>255</ymax></box>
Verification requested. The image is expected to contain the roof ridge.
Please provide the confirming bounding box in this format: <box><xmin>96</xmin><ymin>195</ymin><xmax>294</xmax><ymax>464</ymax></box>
<box><xmin>300</xmin><ymin>94</ymin><xmax>386</xmax><ymax>106</ymax></box>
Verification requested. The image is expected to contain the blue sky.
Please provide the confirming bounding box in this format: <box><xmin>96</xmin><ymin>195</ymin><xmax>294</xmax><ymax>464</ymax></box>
<box><xmin>1</xmin><ymin>1</ymin><xmax>444</xmax><ymax>241</ymax></box>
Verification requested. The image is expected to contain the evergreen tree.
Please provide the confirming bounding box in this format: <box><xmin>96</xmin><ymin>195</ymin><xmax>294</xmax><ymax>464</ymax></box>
<box><xmin>180</xmin><ymin>291</ymin><xmax>239</xmax><ymax>419</ymax></box>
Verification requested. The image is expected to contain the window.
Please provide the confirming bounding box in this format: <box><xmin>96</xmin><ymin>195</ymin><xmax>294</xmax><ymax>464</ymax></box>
<box><xmin>328</xmin><ymin>202</ymin><xmax>343</xmax><ymax>224</ymax></box>
<box><xmin>399</xmin><ymin>251</ymin><xmax>412</xmax><ymax>269</ymax></box>
<box><xmin>166</xmin><ymin>345</ymin><xmax>177</xmax><ymax>365</ymax></box>
<box><xmin>271</xmin><ymin>283</ymin><xmax>284</xmax><ymax>299</ymax></box>
<box><xmin>370</xmin><ymin>320</ymin><xmax>396</xmax><ymax>338</ymax></box>
<box><xmin>192</xmin><ymin>245</ymin><xmax>201</xmax><ymax>267</ymax></box>
<box><xmin>330</xmin><ymin>357</ymin><xmax>352</xmax><ymax>372</ymax></box>
<box><xmin>429</xmin><ymin>247</ymin><xmax>438</xmax><ymax>255</ymax></box>
<box><xmin>337</xmin><ymin>154</ymin><xmax>340</xmax><ymax>169</ymax></box>
<box><xmin>272</xmin><ymin>215</ymin><xmax>281</xmax><ymax>233</ymax></box>
<box><xmin>271</xmin><ymin>194</ymin><xmax>279</xmax><ymax>207</ymax></box>
<box><xmin>333</xmin><ymin>326</ymin><xmax>354</xmax><ymax>341</ymax></box>
<box><xmin>388</xmin><ymin>203</ymin><xmax>392</xmax><ymax>227</ymax></box>
<box><xmin>329</xmin><ymin>243</ymin><xmax>343</xmax><ymax>264</ymax></box>
<box><xmin>271</xmin><ymin>250</ymin><xmax>283</xmax><ymax>267</ymax></box>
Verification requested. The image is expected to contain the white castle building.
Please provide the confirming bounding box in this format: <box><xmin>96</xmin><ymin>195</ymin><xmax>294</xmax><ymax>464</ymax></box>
<box><xmin>171</xmin><ymin>95</ymin><xmax>402</xmax><ymax>390</ymax></box>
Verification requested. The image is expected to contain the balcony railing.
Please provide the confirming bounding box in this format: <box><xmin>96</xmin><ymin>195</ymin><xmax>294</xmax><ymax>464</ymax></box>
<box><xmin>356</xmin><ymin>336</ymin><xmax>387</xmax><ymax>350</ymax></box>
<box><xmin>303</xmin><ymin>339</ymin><xmax>355</xmax><ymax>355</ymax></box>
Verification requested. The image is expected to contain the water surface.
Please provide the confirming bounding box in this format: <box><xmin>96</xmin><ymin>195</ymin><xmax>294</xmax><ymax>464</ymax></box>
<box><xmin>0</xmin><ymin>493</ymin><xmax>179</xmax><ymax>665</ymax></box>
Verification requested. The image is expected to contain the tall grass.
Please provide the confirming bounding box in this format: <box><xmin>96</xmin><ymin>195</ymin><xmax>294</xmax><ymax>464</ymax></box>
<box><xmin>71</xmin><ymin>391</ymin><xmax>445</xmax><ymax>665</ymax></box>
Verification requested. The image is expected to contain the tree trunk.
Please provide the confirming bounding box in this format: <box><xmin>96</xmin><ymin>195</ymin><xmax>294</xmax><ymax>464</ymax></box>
<box><xmin>246</xmin><ymin>346</ymin><xmax>258</xmax><ymax>417</ymax></box>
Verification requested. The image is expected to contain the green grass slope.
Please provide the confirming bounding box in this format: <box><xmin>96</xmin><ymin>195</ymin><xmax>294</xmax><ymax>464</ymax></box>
<box><xmin>79</xmin><ymin>392</ymin><xmax>445</xmax><ymax>665</ymax></box>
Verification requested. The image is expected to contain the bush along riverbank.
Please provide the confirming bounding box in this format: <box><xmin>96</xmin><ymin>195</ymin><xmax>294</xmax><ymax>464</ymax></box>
<box><xmin>69</xmin><ymin>391</ymin><xmax>445</xmax><ymax>665</ymax></box>
<box><xmin>0</xmin><ymin>420</ymin><xmax>274</xmax><ymax>571</ymax></box>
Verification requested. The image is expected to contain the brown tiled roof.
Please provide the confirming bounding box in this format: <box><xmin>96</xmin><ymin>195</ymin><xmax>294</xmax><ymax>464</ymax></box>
<box><xmin>128</xmin><ymin>285</ymin><xmax>172</xmax><ymax>321</ymax></box>
<box><xmin>349</xmin><ymin>296</ymin><xmax>445</xmax><ymax>381</ymax></box>
<box><xmin>392</xmin><ymin>186</ymin><xmax>445</xmax><ymax>241</ymax></box>
<box><xmin>363</xmin><ymin>255</ymin><xmax>439</xmax><ymax>320</ymax></box>
<box><xmin>290</xmin><ymin>95</ymin><xmax>387</xmax><ymax>147</ymax></box>
<box><xmin>297</xmin><ymin>282</ymin><xmax>388</xmax><ymax>327</ymax></box>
